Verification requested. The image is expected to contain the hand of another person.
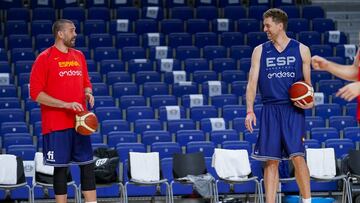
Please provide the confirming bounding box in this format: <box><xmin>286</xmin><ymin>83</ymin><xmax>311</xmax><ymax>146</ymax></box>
<box><xmin>311</xmin><ymin>55</ymin><xmax>330</xmax><ymax>71</ymax></box>
<box><xmin>245</xmin><ymin>112</ymin><xmax>256</xmax><ymax>133</ymax></box>
<box><xmin>64</xmin><ymin>102</ymin><xmax>84</xmax><ymax>112</ymax></box>
<box><xmin>294</xmin><ymin>99</ymin><xmax>314</xmax><ymax>109</ymax></box>
<box><xmin>86</xmin><ymin>93</ymin><xmax>95</xmax><ymax>108</ymax></box>
<box><xmin>336</xmin><ymin>82</ymin><xmax>360</xmax><ymax>101</ymax></box>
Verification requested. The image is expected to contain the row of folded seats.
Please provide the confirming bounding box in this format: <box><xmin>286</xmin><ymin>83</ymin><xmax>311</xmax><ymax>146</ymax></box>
<box><xmin>3</xmin><ymin>4</ymin><xmax>325</xmax><ymax>22</ymax></box>
<box><xmin>0</xmin><ymin>0</ymin><xmax>299</xmax><ymax>9</ymax></box>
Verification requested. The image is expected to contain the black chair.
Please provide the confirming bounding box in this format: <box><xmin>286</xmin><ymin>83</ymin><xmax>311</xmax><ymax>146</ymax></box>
<box><xmin>0</xmin><ymin>155</ymin><xmax>31</xmax><ymax>203</ymax></box>
<box><xmin>171</xmin><ymin>152</ymin><xmax>217</xmax><ymax>203</ymax></box>
<box><xmin>346</xmin><ymin>149</ymin><xmax>360</xmax><ymax>203</ymax></box>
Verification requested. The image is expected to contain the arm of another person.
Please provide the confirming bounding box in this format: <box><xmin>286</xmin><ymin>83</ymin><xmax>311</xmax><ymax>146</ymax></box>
<box><xmin>312</xmin><ymin>50</ymin><xmax>359</xmax><ymax>81</ymax></box>
<box><xmin>294</xmin><ymin>43</ymin><xmax>314</xmax><ymax>109</ymax></box>
<box><xmin>245</xmin><ymin>45</ymin><xmax>262</xmax><ymax>133</ymax></box>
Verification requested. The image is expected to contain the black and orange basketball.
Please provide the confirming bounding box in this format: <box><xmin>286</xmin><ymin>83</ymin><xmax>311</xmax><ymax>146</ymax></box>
<box><xmin>289</xmin><ymin>81</ymin><xmax>314</xmax><ymax>104</ymax></box>
<box><xmin>75</xmin><ymin>111</ymin><xmax>98</xmax><ymax>136</ymax></box>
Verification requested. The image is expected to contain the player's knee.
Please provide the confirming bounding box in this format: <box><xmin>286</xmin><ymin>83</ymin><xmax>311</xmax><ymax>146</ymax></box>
<box><xmin>80</xmin><ymin>163</ymin><xmax>96</xmax><ymax>191</ymax></box>
<box><xmin>265</xmin><ymin>160</ymin><xmax>279</xmax><ymax>169</ymax></box>
<box><xmin>53</xmin><ymin>167</ymin><xmax>68</xmax><ymax>195</ymax></box>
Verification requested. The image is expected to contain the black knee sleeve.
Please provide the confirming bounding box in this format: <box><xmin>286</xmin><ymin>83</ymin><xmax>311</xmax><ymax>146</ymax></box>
<box><xmin>53</xmin><ymin>167</ymin><xmax>68</xmax><ymax>195</ymax></box>
<box><xmin>80</xmin><ymin>163</ymin><xmax>96</xmax><ymax>191</ymax></box>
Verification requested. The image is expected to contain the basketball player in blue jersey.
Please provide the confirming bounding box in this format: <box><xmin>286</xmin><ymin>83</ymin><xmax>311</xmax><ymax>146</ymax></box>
<box><xmin>245</xmin><ymin>8</ymin><xmax>313</xmax><ymax>203</ymax></box>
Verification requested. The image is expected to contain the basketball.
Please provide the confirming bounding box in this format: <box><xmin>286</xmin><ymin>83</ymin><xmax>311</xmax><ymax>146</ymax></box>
<box><xmin>289</xmin><ymin>81</ymin><xmax>314</xmax><ymax>104</ymax></box>
<box><xmin>75</xmin><ymin>111</ymin><xmax>98</xmax><ymax>136</ymax></box>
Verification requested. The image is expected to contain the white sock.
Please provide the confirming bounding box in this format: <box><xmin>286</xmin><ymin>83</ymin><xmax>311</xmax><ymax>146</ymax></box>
<box><xmin>302</xmin><ymin>198</ymin><xmax>311</xmax><ymax>203</ymax></box>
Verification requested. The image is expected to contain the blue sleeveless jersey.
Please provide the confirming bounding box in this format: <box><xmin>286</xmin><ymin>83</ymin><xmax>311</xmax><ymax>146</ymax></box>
<box><xmin>258</xmin><ymin>39</ymin><xmax>303</xmax><ymax>104</ymax></box>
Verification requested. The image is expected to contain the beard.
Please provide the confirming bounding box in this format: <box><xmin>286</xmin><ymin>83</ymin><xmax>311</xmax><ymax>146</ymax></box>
<box><xmin>64</xmin><ymin>37</ymin><xmax>76</xmax><ymax>48</ymax></box>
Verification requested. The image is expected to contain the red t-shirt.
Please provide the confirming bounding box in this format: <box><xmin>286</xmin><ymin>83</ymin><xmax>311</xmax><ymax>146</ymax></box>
<box><xmin>30</xmin><ymin>46</ymin><xmax>92</xmax><ymax>134</ymax></box>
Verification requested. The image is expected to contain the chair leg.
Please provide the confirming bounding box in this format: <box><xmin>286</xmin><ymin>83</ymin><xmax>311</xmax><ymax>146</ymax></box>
<box><xmin>170</xmin><ymin>181</ymin><xmax>175</xmax><ymax>203</ymax></box>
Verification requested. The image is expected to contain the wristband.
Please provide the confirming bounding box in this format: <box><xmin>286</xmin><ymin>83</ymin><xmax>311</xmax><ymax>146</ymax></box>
<box><xmin>246</xmin><ymin>111</ymin><xmax>254</xmax><ymax>115</ymax></box>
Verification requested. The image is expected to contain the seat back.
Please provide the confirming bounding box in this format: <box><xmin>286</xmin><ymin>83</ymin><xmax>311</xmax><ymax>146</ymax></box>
<box><xmin>348</xmin><ymin>150</ymin><xmax>360</xmax><ymax>175</ymax></box>
<box><xmin>0</xmin><ymin>154</ymin><xmax>26</xmax><ymax>185</ymax></box>
<box><xmin>172</xmin><ymin>152</ymin><xmax>207</xmax><ymax>178</ymax></box>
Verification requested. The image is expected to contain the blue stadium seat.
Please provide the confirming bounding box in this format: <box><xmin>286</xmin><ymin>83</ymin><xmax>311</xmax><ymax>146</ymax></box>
<box><xmin>212</xmin><ymin>19</ymin><xmax>234</xmax><ymax>33</ymax></box>
<box><xmin>94</xmin><ymin>47</ymin><xmax>118</xmax><ymax>62</ymax></box>
<box><xmin>190</xmin><ymin>106</ymin><xmax>217</xmax><ymax>121</ymax></box>
<box><xmin>14</xmin><ymin>60</ymin><xmax>33</xmax><ymax>75</ymax></box>
<box><xmin>196</xmin><ymin>6</ymin><xmax>218</xmax><ymax>20</ymax></box>
<box><xmin>55</xmin><ymin>0</ymin><xmax>78</xmax><ymax>8</ymax></box>
<box><xmin>329</xmin><ymin>116</ymin><xmax>357</xmax><ymax>131</ymax></box>
<box><xmin>84</xmin><ymin>20</ymin><xmax>106</xmax><ymax>35</ymax></box>
<box><xmin>142</xmin><ymin>6</ymin><xmax>164</xmax><ymax>20</ymax></box>
<box><xmin>143</xmin><ymin>82</ymin><xmax>169</xmax><ymax>97</ymax></box>
<box><xmin>32</xmin><ymin>8</ymin><xmax>55</xmax><ymax>21</ymax></box>
<box><xmin>213</xmin><ymin>58</ymin><xmax>236</xmax><ymax>72</ymax></box>
<box><xmin>0</xmin><ymin>108</ymin><xmax>25</xmax><ymax>125</ymax></box>
<box><xmin>311</xmin><ymin>71</ymin><xmax>332</xmax><ymax>85</ymax></box>
<box><xmin>101</xmin><ymin>119</ymin><xmax>130</xmax><ymax>138</ymax></box>
<box><xmin>75</xmin><ymin>36</ymin><xmax>87</xmax><ymax>49</ymax></box>
<box><xmin>168</xmin><ymin>33</ymin><xmax>192</xmax><ymax>48</ymax></box>
<box><xmin>230</xmin><ymin>45</ymin><xmax>252</xmax><ymax>60</ymax></box>
<box><xmin>3</xmin><ymin>136</ymin><xmax>33</xmax><ymax>152</ymax></box>
<box><xmin>142</xmin><ymin>0</ymin><xmax>164</xmax><ymax>6</ymax></box>
<box><xmin>315</xmin><ymin>103</ymin><xmax>342</xmax><ymax>119</ymax></box>
<box><xmin>29</xmin><ymin>108</ymin><xmax>41</xmax><ymax>125</ymax></box>
<box><xmin>156</xmin><ymin>59</ymin><xmax>181</xmax><ymax>72</ymax></box>
<box><xmin>95</xmin><ymin>107</ymin><xmax>122</xmax><ymax>122</ymax></box>
<box><xmin>186</xmin><ymin>19</ymin><xmax>210</xmax><ymax>34</ymax></box>
<box><xmin>223</xmin><ymin>140</ymin><xmax>252</xmax><ymax>154</ymax></box>
<box><xmin>116</xmin><ymin>33</ymin><xmax>139</xmax><ymax>48</ymax></box>
<box><xmin>116</xmin><ymin>143</ymin><xmax>146</xmax><ymax>162</ymax></box>
<box><xmin>318</xmin><ymin>79</ymin><xmax>343</xmax><ymax>95</ymax></box>
<box><xmin>110</xmin><ymin>19</ymin><xmax>133</xmax><ymax>34</ymax></box>
<box><xmin>5</xmin><ymin>20</ymin><xmax>28</xmax><ymax>35</ymax></box>
<box><xmin>35</xmin><ymin>34</ymin><xmax>54</xmax><ymax>50</ymax></box>
<box><xmin>134</xmin><ymin>119</ymin><xmax>162</xmax><ymax>135</ymax></box>
<box><xmin>122</xmin><ymin>47</ymin><xmax>146</xmax><ymax>61</ymax></box>
<box><xmin>200</xmin><ymin>118</ymin><xmax>227</xmax><ymax>133</ymax></box>
<box><xmin>186</xmin><ymin>141</ymin><xmax>215</xmax><ymax>157</ymax></box>
<box><xmin>303</xmin><ymin>139</ymin><xmax>321</xmax><ymax>149</ymax></box>
<box><xmin>243</xmin><ymin>129</ymin><xmax>259</xmax><ymax>145</ymax></box>
<box><xmin>107</xmin><ymin>131</ymin><xmax>136</xmax><ymax>148</ymax></box>
<box><xmin>20</xmin><ymin>84</ymin><xmax>30</xmax><ymax>100</ymax></box>
<box><xmin>193</xmin><ymin>71</ymin><xmax>217</xmax><ymax>83</ymax></box>
<box><xmin>195</xmin><ymin>32</ymin><xmax>218</xmax><ymax>47</ymax></box>
<box><xmin>85</xmin><ymin>0</ymin><xmax>109</xmax><ymax>7</ymax></box>
<box><xmin>231</xmin><ymin>81</ymin><xmax>247</xmax><ymax>97</ymax></box>
<box><xmin>211</xmin><ymin>94</ymin><xmax>238</xmax><ymax>108</ymax></box>
<box><xmin>311</xmin><ymin>127</ymin><xmax>339</xmax><ymax>143</ymax></box>
<box><xmin>302</xmin><ymin>5</ymin><xmax>325</xmax><ymax>20</ymax></box>
<box><xmin>159</xmin><ymin>106</ymin><xmax>186</xmax><ymax>121</ymax></box>
<box><xmin>335</xmin><ymin>44</ymin><xmax>358</xmax><ymax>60</ymax></box>
<box><xmin>142</xmin><ymin>131</ymin><xmax>172</xmax><ymax>146</ymax></box>
<box><xmin>184</xmin><ymin>58</ymin><xmax>210</xmax><ymax>72</ymax></box>
<box><xmin>237</xmin><ymin>19</ymin><xmax>260</xmax><ymax>34</ymax></box>
<box><xmin>194</xmin><ymin>0</ymin><xmax>217</xmax><ymax>6</ymax></box>
<box><xmin>88</xmin><ymin>72</ymin><xmax>102</xmax><ymax>83</ymax></box>
<box><xmin>298</xmin><ymin>31</ymin><xmax>321</xmax><ymax>47</ymax></box>
<box><xmin>11</xmin><ymin>48</ymin><xmax>35</xmax><ymax>62</ymax></box>
<box><xmin>167</xmin><ymin>119</ymin><xmax>196</xmax><ymax>134</ymax></box>
<box><xmin>210</xmin><ymin>129</ymin><xmax>239</xmax><ymax>146</ymax></box>
<box><xmin>182</xmin><ymin>94</ymin><xmax>208</xmax><ymax>108</ymax></box>
<box><xmin>149</xmin><ymin>46</ymin><xmax>172</xmax><ymax>60</ymax></box>
<box><xmin>62</xmin><ymin>7</ymin><xmax>85</xmax><ymax>22</ymax></box>
<box><xmin>1</xmin><ymin>122</ymin><xmax>28</xmax><ymax>135</ymax></box>
<box><xmin>305</xmin><ymin>116</ymin><xmax>325</xmax><ymax>132</ymax></box>
<box><xmin>17</xmin><ymin>73</ymin><xmax>28</xmax><ymax>88</ymax></box>
<box><xmin>219</xmin><ymin>0</ymin><xmax>242</xmax><ymax>7</ymax></box>
<box><xmin>92</xmin><ymin>83</ymin><xmax>109</xmax><ymax>96</ymax></box>
<box><xmin>88</xmin><ymin>7</ymin><xmax>110</xmax><ymax>21</ymax></box>
<box><xmin>172</xmin><ymin>82</ymin><xmax>198</xmax><ymax>97</ymax></box>
<box><xmin>222</xmin><ymin>105</ymin><xmax>246</xmax><ymax>122</ymax></box>
<box><xmin>151</xmin><ymin>95</ymin><xmax>177</xmax><ymax>109</ymax></box>
<box><xmin>222</xmin><ymin>70</ymin><xmax>246</xmax><ymax>83</ymax></box>
<box><xmin>6</xmin><ymin>8</ymin><xmax>30</xmax><ymax>21</ymax></box>
<box><xmin>100</xmin><ymin>59</ymin><xmax>125</xmax><ymax>74</ymax></box>
<box><xmin>202</xmin><ymin>81</ymin><xmax>227</xmax><ymax>96</ymax></box>
<box><xmin>151</xmin><ymin>142</ymin><xmax>181</xmax><ymax>159</ymax></box>
<box><xmin>310</xmin><ymin>45</ymin><xmax>333</xmax><ymax>57</ymax></box>
<box><xmin>161</xmin><ymin>19</ymin><xmax>184</xmax><ymax>34</ymax></box>
<box><xmin>85</xmin><ymin>59</ymin><xmax>96</xmax><ymax>71</ymax></box>
<box><xmin>343</xmin><ymin>127</ymin><xmax>360</xmax><ymax>142</ymax></box>
<box><xmin>221</xmin><ymin>32</ymin><xmax>244</xmax><ymax>47</ymax></box>
<box><xmin>126</xmin><ymin>106</ymin><xmax>154</xmax><ymax>122</ymax></box>
<box><xmin>164</xmin><ymin>71</ymin><xmax>189</xmax><ymax>84</ymax></box>
<box><xmin>287</xmin><ymin>18</ymin><xmax>309</xmax><ymax>33</ymax></box>
<box><xmin>89</xmin><ymin>33</ymin><xmax>113</xmax><ymax>49</ymax></box>
<box><xmin>135</xmin><ymin>71</ymin><xmax>161</xmax><ymax>84</ymax></box>
<box><xmin>176</xmin><ymin>46</ymin><xmax>200</xmax><ymax>60</ymax></box>
<box><xmin>247</xmin><ymin>32</ymin><xmax>267</xmax><ymax>47</ymax></box>
<box><xmin>94</xmin><ymin>96</ymin><xmax>115</xmax><ymax>108</ymax></box>
<box><xmin>8</xmin><ymin>35</ymin><xmax>32</xmax><ymax>49</ymax></box>
<box><xmin>170</xmin><ymin>7</ymin><xmax>194</xmax><ymax>20</ymax></box>
<box><xmin>176</xmin><ymin>130</ymin><xmax>205</xmax><ymax>147</ymax></box>
<box><xmin>278</xmin><ymin>5</ymin><xmax>299</xmax><ymax>18</ymax></box>
<box><xmin>324</xmin><ymin>138</ymin><xmax>355</xmax><ymax>159</ymax></box>
<box><xmin>248</xmin><ymin>6</ymin><xmax>268</xmax><ymax>20</ymax></box>
<box><xmin>239</xmin><ymin>58</ymin><xmax>252</xmax><ymax>73</ymax></box>
<box><xmin>0</xmin><ymin>61</ymin><xmax>10</xmax><ymax>73</ymax></box>
<box><xmin>127</xmin><ymin>59</ymin><xmax>152</xmax><ymax>73</ymax></box>
<box><xmin>116</xmin><ymin>7</ymin><xmax>140</xmax><ymax>21</ymax></box>
<box><xmin>312</xmin><ymin>18</ymin><xmax>335</xmax><ymax>33</ymax></box>
<box><xmin>7</xmin><ymin>145</ymin><xmax>36</xmax><ymax>160</ymax></box>
<box><xmin>112</xmin><ymin>82</ymin><xmax>139</xmax><ymax>98</ymax></box>
<box><xmin>223</xmin><ymin>6</ymin><xmax>246</xmax><ymax>20</ymax></box>
<box><xmin>324</xmin><ymin>31</ymin><xmax>347</xmax><ymax>47</ymax></box>
<box><xmin>135</xmin><ymin>19</ymin><xmax>158</xmax><ymax>34</ymax></box>
<box><xmin>120</xmin><ymin>95</ymin><xmax>146</xmax><ymax>109</ymax></box>
<box><xmin>143</xmin><ymin>33</ymin><xmax>165</xmax><ymax>47</ymax></box>
<box><xmin>332</xmin><ymin>93</ymin><xmax>356</xmax><ymax>106</ymax></box>
<box><xmin>203</xmin><ymin>46</ymin><xmax>226</xmax><ymax>59</ymax></box>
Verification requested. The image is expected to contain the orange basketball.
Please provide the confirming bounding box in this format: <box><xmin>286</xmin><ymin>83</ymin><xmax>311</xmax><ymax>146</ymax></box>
<box><xmin>75</xmin><ymin>111</ymin><xmax>98</xmax><ymax>136</ymax></box>
<box><xmin>289</xmin><ymin>81</ymin><xmax>314</xmax><ymax>104</ymax></box>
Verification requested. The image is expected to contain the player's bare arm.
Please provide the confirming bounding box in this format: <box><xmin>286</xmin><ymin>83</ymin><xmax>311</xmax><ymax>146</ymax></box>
<box><xmin>311</xmin><ymin>50</ymin><xmax>359</xmax><ymax>81</ymax></box>
<box><xmin>36</xmin><ymin>91</ymin><xmax>84</xmax><ymax>112</ymax></box>
<box><xmin>85</xmin><ymin>87</ymin><xmax>94</xmax><ymax>108</ymax></box>
<box><xmin>245</xmin><ymin>45</ymin><xmax>262</xmax><ymax>133</ymax></box>
<box><xmin>295</xmin><ymin>43</ymin><xmax>314</xmax><ymax>109</ymax></box>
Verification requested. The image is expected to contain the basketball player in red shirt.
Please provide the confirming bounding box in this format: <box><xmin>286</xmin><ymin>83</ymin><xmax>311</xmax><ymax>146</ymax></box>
<box><xmin>30</xmin><ymin>19</ymin><xmax>97</xmax><ymax>203</ymax></box>
<box><xmin>312</xmin><ymin>50</ymin><xmax>360</xmax><ymax>120</ymax></box>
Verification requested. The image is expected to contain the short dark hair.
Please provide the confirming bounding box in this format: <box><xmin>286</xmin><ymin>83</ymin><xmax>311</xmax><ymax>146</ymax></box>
<box><xmin>52</xmin><ymin>19</ymin><xmax>74</xmax><ymax>38</ymax></box>
<box><xmin>263</xmin><ymin>8</ymin><xmax>288</xmax><ymax>30</ymax></box>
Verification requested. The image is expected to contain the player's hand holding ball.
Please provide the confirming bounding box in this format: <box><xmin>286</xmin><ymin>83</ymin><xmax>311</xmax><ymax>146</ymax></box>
<box><xmin>289</xmin><ymin>81</ymin><xmax>314</xmax><ymax>109</ymax></box>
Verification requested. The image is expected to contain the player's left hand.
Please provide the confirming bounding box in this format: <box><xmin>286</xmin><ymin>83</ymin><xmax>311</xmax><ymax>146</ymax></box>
<box><xmin>86</xmin><ymin>93</ymin><xmax>95</xmax><ymax>108</ymax></box>
<box><xmin>336</xmin><ymin>82</ymin><xmax>360</xmax><ymax>101</ymax></box>
<box><xmin>294</xmin><ymin>99</ymin><xmax>314</xmax><ymax>109</ymax></box>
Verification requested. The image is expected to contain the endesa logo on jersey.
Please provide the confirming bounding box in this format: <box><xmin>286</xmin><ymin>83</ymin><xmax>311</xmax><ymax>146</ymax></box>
<box><xmin>59</xmin><ymin>70</ymin><xmax>82</xmax><ymax>77</ymax></box>
<box><xmin>266</xmin><ymin>56</ymin><xmax>296</xmax><ymax>79</ymax></box>
<box><xmin>58</xmin><ymin>60</ymin><xmax>82</xmax><ymax>77</ymax></box>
